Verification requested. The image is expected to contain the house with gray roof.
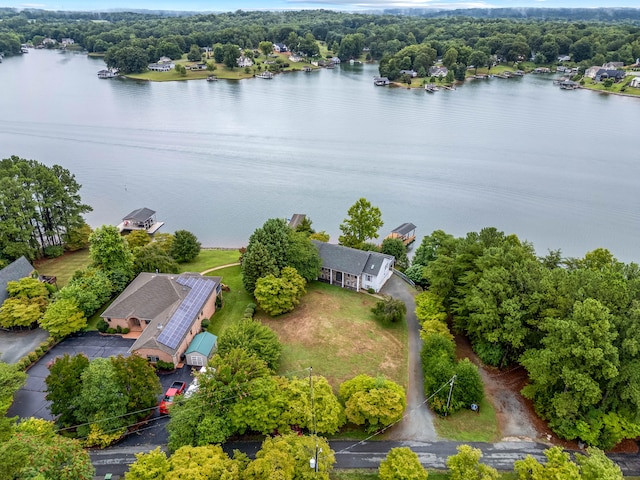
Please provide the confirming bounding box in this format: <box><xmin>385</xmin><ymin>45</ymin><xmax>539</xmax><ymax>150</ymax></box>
<box><xmin>101</xmin><ymin>272</ymin><xmax>221</xmax><ymax>365</ymax></box>
<box><xmin>312</xmin><ymin>241</ymin><xmax>394</xmax><ymax>293</ymax></box>
<box><xmin>0</xmin><ymin>256</ymin><xmax>35</xmax><ymax>305</ymax></box>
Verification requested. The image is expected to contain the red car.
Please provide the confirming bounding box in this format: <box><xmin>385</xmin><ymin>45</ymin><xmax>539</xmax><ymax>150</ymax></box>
<box><xmin>159</xmin><ymin>381</ymin><xmax>186</xmax><ymax>415</ymax></box>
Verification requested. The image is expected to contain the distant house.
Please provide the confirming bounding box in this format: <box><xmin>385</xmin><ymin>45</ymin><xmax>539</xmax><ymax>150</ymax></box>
<box><xmin>148</xmin><ymin>63</ymin><xmax>174</xmax><ymax>72</ymax></box>
<box><xmin>312</xmin><ymin>241</ymin><xmax>395</xmax><ymax>293</ymax></box>
<box><xmin>289</xmin><ymin>53</ymin><xmax>303</xmax><ymax>63</ymax></box>
<box><xmin>273</xmin><ymin>43</ymin><xmax>288</xmax><ymax>53</ymax></box>
<box><xmin>584</xmin><ymin>66</ymin><xmax>602</xmax><ymax>79</ymax></box>
<box><xmin>400</xmin><ymin>69</ymin><xmax>418</xmax><ymax>78</ymax></box>
<box><xmin>158</xmin><ymin>56</ymin><xmax>173</xmax><ymax>64</ymax></box>
<box><xmin>330</xmin><ymin>57</ymin><xmax>341</xmax><ymax>64</ymax></box>
<box><xmin>557</xmin><ymin>55</ymin><xmax>571</xmax><ymax>62</ymax></box>
<box><xmin>184</xmin><ymin>331</ymin><xmax>217</xmax><ymax>366</ymax></box>
<box><xmin>594</xmin><ymin>69</ymin><xmax>626</xmax><ymax>83</ymax></box>
<box><xmin>630</xmin><ymin>77</ymin><xmax>640</xmax><ymax>88</ymax></box>
<box><xmin>0</xmin><ymin>256</ymin><xmax>35</xmax><ymax>306</ymax></box>
<box><xmin>118</xmin><ymin>207</ymin><xmax>164</xmax><ymax>234</ymax></box>
<box><xmin>428</xmin><ymin>66</ymin><xmax>448</xmax><ymax>77</ymax></box>
<box><xmin>373</xmin><ymin>76</ymin><xmax>389</xmax><ymax>86</ymax></box>
<box><xmin>603</xmin><ymin>62</ymin><xmax>624</xmax><ymax>70</ymax></box>
<box><xmin>237</xmin><ymin>55</ymin><xmax>254</xmax><ymax>67</ymax></box>
<box><xmin>42</xmin><ymin>38</ymin><xmax>57</xmax><ymax>46</ymax></box>
<box><xmin>533</xmin><ymin>67</ymin><xmax>551</xmax><ymax>74</ymax></box>
<box><xmin>190</xmin><ymin>63</ymin><xmax>207</xmax><ymax>70</ymax></box>
<box><xmin>61</xmin><ymin>38</ymin><xmax>74</xmax><ymax>46</ymax></box>
<box><xmin>101</xmin><ymin>273</ymin><xmax>222</xmax><ymax>365</ymax></box>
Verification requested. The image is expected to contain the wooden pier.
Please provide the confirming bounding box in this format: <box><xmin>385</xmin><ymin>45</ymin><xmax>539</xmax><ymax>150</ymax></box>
<box><xmin>385</xmin><ymin>223</ymin><xmax>417</xmax><ymax>247</ymax></box>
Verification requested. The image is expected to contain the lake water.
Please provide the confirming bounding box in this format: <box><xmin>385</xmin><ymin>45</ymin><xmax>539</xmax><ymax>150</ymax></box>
<box><xmin>1</xmin><ymin>50</ymin><xmax>639</xmax><ymax>261</ymax></box>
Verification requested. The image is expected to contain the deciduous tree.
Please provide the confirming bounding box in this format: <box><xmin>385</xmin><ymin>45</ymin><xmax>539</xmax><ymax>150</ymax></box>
<box><xmin>379</xmin><ymin>447</ymin><xmax>428</xmax><ymax>480</ymax></box>
<box><xmin>254</xmin><ymin>266</ymin><xmax>306</xmax><ymax>316</ymax></box>
<box><xmin>45</xmin><ymin>353</ymin><xmax>90</xmax><ymax>428</ymax></box>
<box><xmin>216</xmin><ymin>319</ymin><xmax>282</xmax><ymax>371</ymax></box>
<box><xmin>338</xmin><ymin>198</ymin><xmax>384</xmax><ymax>249</ymax></box>
<box><xmin>40</xmin><ymin>297</ymin><xmax>87</xmax><ymax>338</ymax></box>
<box><xmin>170</xmin><ymin>229</ymin><xmax>201</xmax><ymax>263</ymax></box>
<box><xmin>447</xmin><ymin>445</ymin><xmax>499</xmax><ymax>480</ymax></box>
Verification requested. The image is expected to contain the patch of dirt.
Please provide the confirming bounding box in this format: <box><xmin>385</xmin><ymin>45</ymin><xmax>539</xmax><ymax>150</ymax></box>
<box><xmin>455</xmin><ymin>334</ymin><xmax>639</xmax><ymax>453</ymax></box>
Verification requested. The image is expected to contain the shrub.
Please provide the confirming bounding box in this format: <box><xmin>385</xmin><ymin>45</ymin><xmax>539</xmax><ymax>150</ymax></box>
<box><xmin>17</xmin><ymin>357</ymin><xmax>31</xmax><ymax>370</ymax></box>
<box><xmin>121</xmin><ymin>327</ymin><xmax>130</xmax><ymax>334</ymax></box>
<box><xmin>201</xmin><ymin>318</ymin><xmax>210</xmax><ymax>329</ymax></box>
<box><xmin>367</xmin><ymin>287</ymin><xmax>376</xmax><ymax>294</ymax></box>
<box><xmin>116</xmin><ymin>325</ymin><xmax>122</xmax><ymax>333</ymax></box>
<box><xmin>28</xmin><ymin>351</ymin><xmax>38</xmax><ymax>362</ymax></box>
<box><xmin>156</xmin><ymin>360</ymin><xmax>174</xmax><ymax>371</ymax></box>
<box><xmin>46</xmin><ymin>337</ymin><xmax>56</xmax><ymax>347</ymax></box>
<box><xmin>246</xmin><ymin>303</ymin><xmax>257</xmax><ymax>310</ymax></box>
<box><xmin>35</xmin><ymin>346</ymin><xmax>45</xmax><ymax>356</ymax></box>
<box><xmin>106</xmin><ymin>328</ymin><xmax>116</xmax><ymax>334</ymax></box>
<box><xmin>371</xmin><ymin>297</ymin><xmax>407</xmax><ymax>325</ymax></box>
<box><xmin>97</xmin><ymin>319</ymin><xmax>109</xmax><ymax>333</ymax></box>
<box><xmin>44</xmin><ymin>245</ymin><xmax>64</xmax><ymax>258</ymax></box>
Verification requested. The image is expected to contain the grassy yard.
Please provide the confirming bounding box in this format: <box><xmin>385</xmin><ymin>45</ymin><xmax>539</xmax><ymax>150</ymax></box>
<box><xmin>206</xmin><ymin>265</ymin><xmax>252</xmax><ymax>336</ymax></box>
<box><xmin>580</xmin><ymin>77</ymin><xmax>640</xmax><ymax>96</ymax></box>
<box><xmin>178</xmin><ymin>248</ymin><xmax>241</xmax><ymax>274</ymax></box>
<box><xmin>433</xmin><ymin>396</ymin><xmax>500</xmax><ymax>442</ymax></box>
<box><xmin>258</xmin><ymin>282</ymin><xmax>408</xmax><ymax>389</ymax></box>
<box><xmin>34</xmin><ymin>249</ymin><xmax>91</xmax><ymax>287</ymax></box>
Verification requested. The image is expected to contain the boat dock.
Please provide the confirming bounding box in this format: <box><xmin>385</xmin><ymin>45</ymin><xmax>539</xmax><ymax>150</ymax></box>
<box><xmin>385</xmin><ymin>223</ymin><xmax>417</xmax><ymax>247</ymax></box>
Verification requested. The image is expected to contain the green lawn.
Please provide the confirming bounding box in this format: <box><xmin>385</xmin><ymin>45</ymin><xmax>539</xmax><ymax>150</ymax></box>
<box><xmin>206</xmin><ymin>265</ymin><xmax>252</xmax><ymax>336</ymax></box>
<box><xmin>34</xmin><ymin>249</ymin><xmax>91</xmax><ymax>287</ymax></box>
<box><xmin>178</xmin><ymin>248</ymin><xmax>241</xmax><ymax>274</ymax></box>
<box><xmin>258</xmin><ymin>282</ymin><xmax>408</xmax><ymax>389</ymax></box>
<box><xmin>580</xmin><ymin>77</ymin><xmax>640</xmax><ymax>97</ymax></box>
<box><xmin>433</xmin><ymin>397</ymin><xmax>500</xmax><ymax>442</ymax></box>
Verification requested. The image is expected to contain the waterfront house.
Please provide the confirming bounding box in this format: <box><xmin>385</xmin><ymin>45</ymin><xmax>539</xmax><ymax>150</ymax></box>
<box><xmin>184</xmin><ymin>332</ymin><xmax>217</xmax><ymax>367</ymax></box>
<box><xmin>273</xmin><ymin>43</ymin><xmax>287</xmax><ymax>53</ymax></box>
<box><xmin>312</xmin><ymin>241</ymin><xmax>395</xmax><ymax>293</ymax></box>
<box><xmin>289</xmin><ymin>53</ymin><xmax>303</xmax><ymax>63</ymax></box>
<box><xmin>630</xmin><ymin>77</ymin><xmax>640</xmax><ymax>88</ymax></box>
<box><xmin>61</xmin><ymin>38</ymin><xmax>74</xmax><ymax>47</ymax></box>
<box><xmin>237</xmin><ymin>55</ymin><xmax>254</xmax><ymax>68</ymax></box>
<box><xmin>603</xmin><ymin>62</ymin><xmax>624</xmax><ymax>70</ymax></box>
<box><xmin>373</xmin><ymin>76</ymin><xmax>390</xmax><ymax>86</ymax></box>
<box><xmin>190</xmin><ymin>63</ymin><xmax>207</xmax><ymax>70</ymax></box>
<box><xmin>118</xmin><ymin>207</ymin><xmax>164</xmax><ymax>234</ymax></box>
<box><xmin>533</xmin><ymin>67</ymin><xmax>551</xmax><ymax>74</ymax></box>
<box><xmin>0</xmin><ymin>256</ymin><xmax>35</xmax><ymax>306</ymax></box>
<box><xmin>41</xmin><ymin>38</ymin><xmax>57</xmax><ymax>46</ymax></box>
<box><xmin>585</xmin><ymin>66</ymin><xmax>602</xmax><ymax>79</ymax></box>
<box><xmin>428</xmin><ymin>66</ymin><xmax>449</xmax><ymax>77</ymax></box>
<box><xmin>400</xmin><ymin>69</ymin><xmax>418</xmax><ymax>78</ymax></box>
<box><xmin>594</xmin><ymin>69</ymin><xmax>626</xmax><ymax>83</ymax></box>
<box><xmin>331</xmin><ymin>57</ymin><xmax>341</xmax><ymax>64</ymax></box>
<box><xmin>148</xmin><ymin>62</ymin><xmax>174</xmax><ymax>72</ymax></box>
<box><xmin>101</xmin><ymin>273</ymin><xmax>222</xmax><ymax>365</ymax></box>
<box><xmin>158</xmin><ymin>56</ymin><xmax>172</xmax><ymax>64</ymax></box>
<box><xmin>557</xmin><ymin>55</ymin><xmax>571</xmax><ymax>62</ymax></box>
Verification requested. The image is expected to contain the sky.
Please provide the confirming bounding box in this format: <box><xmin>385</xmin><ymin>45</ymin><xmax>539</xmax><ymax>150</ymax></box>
<box><xmin>2</xmin><ymin>0</ymin><xmax>639</xmax><ymax>12</ymax></box>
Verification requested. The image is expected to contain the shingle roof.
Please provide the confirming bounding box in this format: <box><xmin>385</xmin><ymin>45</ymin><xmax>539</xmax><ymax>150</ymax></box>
<box><xmin>312</xmin><ymin>241</ymin><xmax>394</xmax><ymax>277</ymax></box>
<box><xmin>123</xmin><ymin>207</ymin><xmax>155</xmax><ymax>222</ymax></box>
<box><xmin>0</xmin><ymin>256</ymin><xmax>35</xmax><ymax>304</ymax></box>
<box><xmin>185</xmin><ymin>332</ymin><xmax>218</xmax><ymax>356</ymax></box>
<box><xmin>391</xmin><ymin>223</ymin><xmax>417</xmax><ymax>236</ymax></box>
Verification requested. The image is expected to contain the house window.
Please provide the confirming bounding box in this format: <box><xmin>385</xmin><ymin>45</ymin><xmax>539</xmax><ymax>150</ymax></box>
<box><xmin>147</xmin><ymin>355</ymin><xmax>159</xmax><ymax>363</ymax></box>
<box><xmin>366</xmin><ymin>274</ymin><xmax>373</xmax><ymax>282</ymax></box>
<box><xmin>145</xmin><ymin>319</ymin><xmax>150</xmax><ymax>325</ymax></box>
<box><xmin>106</xmin><ymin>317</ymin><xmax>111</xmax><ymax>322</ymax></box>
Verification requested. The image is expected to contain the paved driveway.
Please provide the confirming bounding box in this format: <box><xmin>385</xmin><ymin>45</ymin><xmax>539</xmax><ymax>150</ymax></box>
<box><xmin>0</xmin><ymin>327</ymin><xmax>50</xmax><ymax>364</ymax></box>
<box><xmin>7</xmin><ymin>331</ymin><xmax>135</xmax><ymax>420</ymax></box>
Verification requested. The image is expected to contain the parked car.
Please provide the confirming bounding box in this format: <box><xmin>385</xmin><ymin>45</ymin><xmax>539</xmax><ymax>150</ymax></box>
<box><xmin>159</xmin><ymin>381</ymin><xmax>186</xmax><ymax>414</ymax></box>
<box><xmin>184</xmin><ymin>366</ymin><xmax>209</xmax><ymax>398</ymax></box>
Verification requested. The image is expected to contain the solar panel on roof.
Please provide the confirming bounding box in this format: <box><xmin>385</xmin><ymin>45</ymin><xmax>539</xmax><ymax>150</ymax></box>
<box><xmin>157</xmin><ymin>278</ymin><xmax>217</xmax><ymax>350</ymax></box>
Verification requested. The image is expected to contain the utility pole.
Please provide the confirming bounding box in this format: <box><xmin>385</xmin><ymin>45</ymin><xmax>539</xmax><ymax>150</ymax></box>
<box><xmin>445</xmin><ymin>375</ymin><xmax>456</xmax><ymax>417</ymax></box>
<box><xmin>309</xmin><ymin>366</ymin><xmax>319</xmax><ymax>475</ymax></box>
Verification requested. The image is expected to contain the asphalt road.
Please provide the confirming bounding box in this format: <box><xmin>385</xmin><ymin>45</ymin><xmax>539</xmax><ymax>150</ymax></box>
<box><xmin>91</xmin><ymin>439</ymin><xmax>640</xmax><ymax>478</ymax></box>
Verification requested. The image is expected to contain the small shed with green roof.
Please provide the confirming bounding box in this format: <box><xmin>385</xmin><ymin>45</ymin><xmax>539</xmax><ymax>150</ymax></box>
<box><xmin>185</xmin><ymin>331</ymin><xmax>218</xmax><ymax>366</ymax></box>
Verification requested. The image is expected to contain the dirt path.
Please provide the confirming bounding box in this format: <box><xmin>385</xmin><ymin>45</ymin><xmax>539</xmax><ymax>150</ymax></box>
<box><xmin>380</xmin><ymin>275</ymin><xmax>438</xmax><ymax>442</ymax></box>
<box><xmin>199</xmin><ymin>262</ymin><xmax>240</xmax><ymax>275</ymax></box>
<box><xmin>454</xmin><ymin>335</ymin><xmax>544</xmax><ymax>442</ymax></box>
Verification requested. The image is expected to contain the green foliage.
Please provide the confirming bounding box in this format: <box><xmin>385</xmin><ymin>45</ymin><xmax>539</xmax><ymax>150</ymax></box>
<box><xmin>379</xmin><ymin>447</ymin><xmax>428</xmax><ymax>480</ymax></box>
<box><xmin>0</xmin><ymin>419</ymin><xmax>94</xmax><ymax>480</ymax></box>
<box><xmin>187</xmin><ymin>43</ymin><xmax>202</xmax><ymax>61</ymax></box>
<box><xmin>0</xmin><ymin>362</ymin><xmax>27</xmax><ymax>417</ymax></box>
<box><xmin>339</xmin><ymin>374</ymin><xmax>406</xmax><ymax>432</ymax></box>
<box><xmin>575</xmin><ymin>446</ymin><xmax>623</xmax><ymax>480</ymax></box>
<box><xmin>446</xmin><ymin>445</ymin><xmax>499</xmax><ymax>480</ymax></box>
<box><xmin>254</xmin><ymin>266</ymin><xmax>306</xmax><ymax>316</ymax></box>
<box><xmin>169</xmin><ymin>445</ymin><xmax>243</xmax><ymax>479</ymax></box>
<box><xmin>339</xmin><ymin>198</ymin><xmax>384</xmax><ymax>249</ymax></box>
<box><xmin>104</xmin><ymin>45</ymin><xmax>150</xmax><ymax>73</ymax></box>
<box><xmin>380</xmin><ymin>237</ymin><xmax>409</xmax><ymax>270</ymax></box>
<box><xmin>405</xmin><ymin>264</ymin><xmax>427</xmax><ymax>286</ymax></box>
<box><xmin>0</xmin><ymin>279</ymin><xmax>49</xmax><ymax>327</ymax></box>
<box><xmin>514</xmin><ymin>446</ymin><xmax>580</xmax><ymax>480</ymax></box>
<box><xmin>453</xmin><ymin>358</ymin><xmax>484</xmax><ymax>408</ymax></box>
<box><xmin>44</xmin><ymin>244</ymin><xmax>64</xmax><ymax>258</ymax></box>
<box><xmin>241</xmin><ymin>240</ymin><xmax>278</xmax><ymax>293</ymax></box>
<box><xmin>97</xmin><ymin>318</ymin><xmax>109</xmax><ymax>332</ymax></box>
<box><xmin>89</xmin><ymin>224</ymin><xmax>134</xmax><ymax>281</ymax></box>
<box><xmin>125</xmin><ymin>446</ymin><xmax>169</xmax><ymax>480</ymax></box>
<box><xmin>133</xmin><ymin>242</ymin><xmax>180</xmax><ymax>275</ymax></box>
<box><xmin>371</xmin><ymin>296</ymin><xmax>407</xmax><ymax>325</ymax></box>
<box><xmin>0</xmin><ymin>155</ymin><xmax>92</xmax><ymax>261</ymax></box>
<box><xmin>286</xmin><ymin>231</ymin><xmax>322</xmax><ymax>282</ymax></box>
<box><xmin>170</xmin><ymin>229</ymin><xmax>201</xmax><ymax>263</ymax></box>
<box><xmin>64</xmin><ymin>222</ymin><xmax>92</xmax><ymax>251</ymax></box>
<box><xmin>156</xmin><ymin>359</ymin><xmax>175</xmax><ymax>371</ymax></box>
<box><xmin>246</xmin><ymin>434</ymin><xmax>335</xmax><ymax>480</ymax></box>
<box><xmin>216</xmin><ymin>318</ymin><xmax>282</xmax><ymax>371</ymax></box>
<box><xmin>126</xmin><ymin>229</ymin><xmax>151</xmax><ymax>249</ymax></box>
<box><xmin>415</xmin><ymin>291</ymin><xmax>447</xmax><ymax>325</ymax></box>
<box><xmin>57</xmin><ymin>267</ymin><xmax>113</xmax><ymax>317</ymax></box>
<box><xmin>40</xmin><ymin>297</ymin><xmax>87</xmax><ymax>338</ymax></box>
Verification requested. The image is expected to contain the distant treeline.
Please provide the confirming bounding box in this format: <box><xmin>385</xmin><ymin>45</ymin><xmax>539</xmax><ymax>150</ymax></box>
<box><xmin>0</xmin><ymin>8</ymin><xmax>638</xmax><ymax>74</ymax></box>
<box><xmin>385</xmin><ymin>7</ymin><xmax>640</xmax><ymax>21</ymax></box>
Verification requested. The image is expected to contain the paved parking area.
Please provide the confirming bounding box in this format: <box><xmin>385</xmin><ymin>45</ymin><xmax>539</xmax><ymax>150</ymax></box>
<box><xmin>7</xmin><ymin>331</ymin><xmax>136</xmax><ymax>420</ymax></box>
<box><xmin>0</xmin><ymin>327</ymin><xmax>50</xmax><ymax>364</ymax></box>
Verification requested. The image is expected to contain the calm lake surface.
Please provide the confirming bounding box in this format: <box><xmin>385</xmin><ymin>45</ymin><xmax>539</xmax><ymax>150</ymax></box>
<box><xmin>1</xmin><ymin>50</ymin><xmax>638</xmax><ymax>261</ymax></box>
